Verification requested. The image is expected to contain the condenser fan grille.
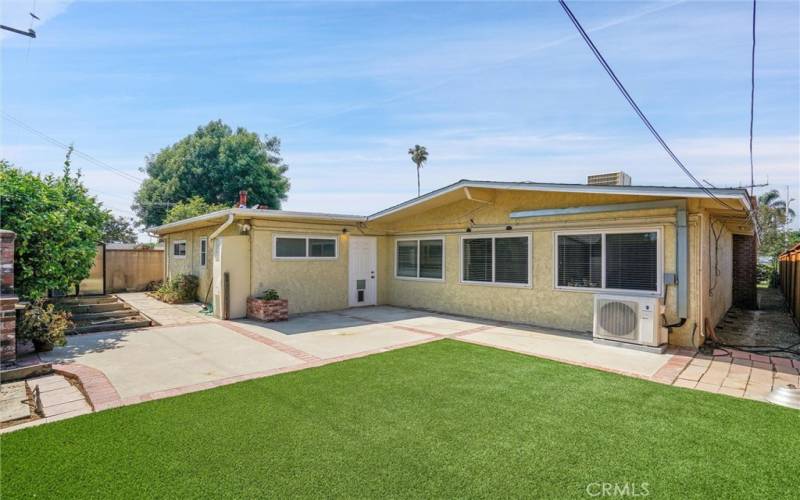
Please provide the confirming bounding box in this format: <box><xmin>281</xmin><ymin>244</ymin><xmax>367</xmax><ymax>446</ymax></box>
<box><xmin>598</xmin><ymin>301</ymin><xmax>638</xmax><ymax>338</ymax></box>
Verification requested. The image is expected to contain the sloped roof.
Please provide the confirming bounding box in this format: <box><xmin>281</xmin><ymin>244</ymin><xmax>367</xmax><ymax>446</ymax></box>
<box><xmin>149</xmin><ymin>179</ymin><xmax>752</xmax><ymax>234</ymax></box>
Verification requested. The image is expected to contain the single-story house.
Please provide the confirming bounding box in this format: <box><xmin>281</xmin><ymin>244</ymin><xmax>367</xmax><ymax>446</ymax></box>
<box><xmin>149</xmin><ymin>174</ymin><xmax>756</xmax><ymax>349</ymax></box>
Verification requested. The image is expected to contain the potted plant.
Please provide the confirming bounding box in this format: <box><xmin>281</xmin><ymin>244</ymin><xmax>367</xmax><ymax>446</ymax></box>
<box><xmin>18</xmin><ymin>300</ymin><xmax>71</xmax><ymax>352</ymax></box>
<box><xmin>247</xmin><ymin>289</ymin><xmax>288</xmax><ymax>322</ymax></box>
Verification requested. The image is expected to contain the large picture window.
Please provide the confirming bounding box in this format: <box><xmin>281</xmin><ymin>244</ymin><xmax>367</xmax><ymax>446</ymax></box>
<box><xmin>395</xmin><ymin>238</ymin><xmax>444</xmax><ymax>280</ymax></box>
<box><xmin>274</xmin><ymin>235</ymin><xmax>338</xmax><ymax>260</ymax></box>
<box><xmin>556</xmin><ymin>230</ymin><xmax>659</xmax><ymax>292</ymax></box>
<box><xmin>461</xmin><ymin>234</ymin><xmax>530</xmax><ymax>286</ymax></box>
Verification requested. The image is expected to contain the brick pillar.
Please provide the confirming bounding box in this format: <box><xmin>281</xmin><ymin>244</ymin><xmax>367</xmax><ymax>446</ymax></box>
<box><xmin>732</xmin><ymin>234</ymin><xmax>758</xmax><ymax>309</ymax></box>
<box><xmin>1</xmin><ymin>230</ymin><xmax>18</xmax><ymax>364</ymax></box>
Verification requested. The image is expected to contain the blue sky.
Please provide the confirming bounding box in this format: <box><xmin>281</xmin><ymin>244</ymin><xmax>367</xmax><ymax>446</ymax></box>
<box><xmin>2</xmin><ymin>1</ymin><xmax>798</xmax><ymax>235</ymax></box>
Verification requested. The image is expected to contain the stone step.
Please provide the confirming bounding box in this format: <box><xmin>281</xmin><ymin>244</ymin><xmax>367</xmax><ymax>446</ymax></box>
<box><xmin>69</xmin><ymin>317</ymin><xmax>151</xmax><ymax>335</ymax></box>
<box><xmin>52</xmin><ymin>295</ymin><xmax>118</xmax><ymax>305</ymax></box>
<box><xmin>71</xmin><ymin>309</ymin><xmax>140</xmax><ymax>323</ymax></box>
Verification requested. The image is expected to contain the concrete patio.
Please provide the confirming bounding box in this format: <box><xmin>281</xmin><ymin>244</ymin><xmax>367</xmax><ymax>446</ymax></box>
<box><xmin>5</xmin><ymin>293</ymin><xmax>797</xmax><ymax>432</ymax></box>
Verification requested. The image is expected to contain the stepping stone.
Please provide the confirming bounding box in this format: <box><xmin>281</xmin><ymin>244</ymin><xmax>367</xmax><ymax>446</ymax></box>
<box><xmin>0</xmin><ymin>382</ymin><xmax>31</xmax><ymax>422</ymax></box>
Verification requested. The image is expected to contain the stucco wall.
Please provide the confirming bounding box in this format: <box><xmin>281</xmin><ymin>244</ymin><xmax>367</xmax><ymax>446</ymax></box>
<box><xmin>250</xmin><ymin>227</ymin><xmax>349</xmax><ymax>314</ymax></box>
<box><xmin>707</xmin><ymin>217</ymin><xmax>733</xmax><ymax>327</ymax></box>
<box><xmin>157</xmin><ymin>189</ymin><xmax>732</xmax><ymax>347</ymax></box>
<box><xmin>385</xmin><ymin>224</ymin><xmax>679</xmax><ymax>333</ymax></box>
<box><xmin>164</xmin><ymin>226</ymin><xmax>219</xmax><ymax>302</ymax></box>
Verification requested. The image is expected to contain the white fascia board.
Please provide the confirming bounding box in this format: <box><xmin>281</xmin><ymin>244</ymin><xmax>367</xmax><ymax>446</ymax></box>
<box><xmin>149</xmin><ymin>208</ymin><xmax>366</xmax><ymax>234</ymax></box>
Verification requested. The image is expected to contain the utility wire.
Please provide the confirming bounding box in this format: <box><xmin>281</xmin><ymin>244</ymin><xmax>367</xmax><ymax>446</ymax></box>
<box><xmin>557</xmin><ymin>0</ymin><xmax>745</xmax><ymax>215</ymax></box>
<box><xmin>1</xmin><ymin>112</ymin><xmax>144</xmax><ymax>184</ymax></box>
<box><xmin>748</xmin><ymin>0</ymin><xmax>757</xmax><ymax>194</ymax></box>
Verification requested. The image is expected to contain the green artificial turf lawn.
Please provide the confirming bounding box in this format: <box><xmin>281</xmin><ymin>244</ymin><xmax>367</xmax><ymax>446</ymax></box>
<box><xmin>2</xmin><ymin>340</ymin><xmax>798</xmax><ymax>499</ymax></box>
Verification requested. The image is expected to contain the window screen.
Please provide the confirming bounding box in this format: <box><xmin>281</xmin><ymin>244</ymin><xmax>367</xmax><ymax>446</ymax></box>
<box><xmin>275</xmin><ymin>237</ymin><xmax>306</xmax><ymax>258</ymax></box>
<box><xmin>557</xmin><ymin>234</ymin><xmax>601</xmax><ymax>288</ymax></box>
<box><xmin>309</xmin><ymin>238</ymin><xmax>336</xmax><ymax>258</ymax></box>
<box><xmin>463</xmin><ymin>238</ymin><xmax>492</xmax><ymax>282</ymax></box>
<box><xmin>605</xmin><ymin>232</ymin><xmax>657</xmax><ymax>291</ymax></box>
<box><xmin>494</xmin><ymin>237</ymin><xmax>528</xmax><ymax>284</ymax></box>
<box><xmin>419</xmin><ymin>240</ymin><xmax>443</xmax><ymax>279</ymax></box>
<box><xmin>396</xmin><ymin>241</ymin><xmax>418</xmax><ymax>277</ymax></box>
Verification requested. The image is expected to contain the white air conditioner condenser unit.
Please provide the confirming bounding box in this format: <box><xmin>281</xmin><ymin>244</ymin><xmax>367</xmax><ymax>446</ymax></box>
<box><xmin>593</xmin><ymin>294</ymin><xmax>667</xmax><ymax>348</ymax></box>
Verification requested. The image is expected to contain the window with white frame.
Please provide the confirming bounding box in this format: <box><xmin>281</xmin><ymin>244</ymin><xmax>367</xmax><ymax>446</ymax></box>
<box><xmin>461</xmin><ymin>234</ymin><xmax>530</xmax><ymax>286</ymax></box>
<box><xmin>395</xmin><ymin>238</ymin><xmax>444</xmax><ymax>280</ymax></box>
<box><xmin>199</xmin><ymin>237</ymin><xmax>208</xmax><ymax>267</ymax></box>
<box><xmin>273</xmin><ymin>235</ymin><xmax>337</xmax><ymax>259</ymax></box>
<box><xmin>172</xmin><ymin>240</ymin><xmax>186</xmax><ymax>258</ymax></box>
<box><xmin>556</xmin><ymin>230</ymin><xmax>659</xmax><ymax>292</ymax></box>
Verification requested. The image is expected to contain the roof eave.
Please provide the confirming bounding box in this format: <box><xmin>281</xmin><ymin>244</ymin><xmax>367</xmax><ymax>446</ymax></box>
<box><xmin>147</xmin><ymin>208</ymin><xmax>367</xmax><ymax>235</ymax></box>
<box><xmin>367</xmin><ymin>180</ymin><xmax>752</xmax><ymax>221</ymax></box>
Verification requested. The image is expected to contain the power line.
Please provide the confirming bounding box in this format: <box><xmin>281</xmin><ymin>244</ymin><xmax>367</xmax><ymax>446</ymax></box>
<box><xmin>1</xmin><ymin>112</ymin><xmax>145</xmax><ymax>184</ymax></box>
<box><xmin>557</xmin><ymin>0</ymin><xmax>744</xmax><ymax>215</ymax></box>
<box><xmin>748</xmin><ymin>0</ymin><xmax>757</xmax><ymax>194</ymax></box>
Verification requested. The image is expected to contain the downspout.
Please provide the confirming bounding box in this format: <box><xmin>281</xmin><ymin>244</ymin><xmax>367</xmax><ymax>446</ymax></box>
<box><xmin>510</xmin><ymin>199</ymin><xmax>689</xmax><ymax>326</ymax></box>
<box><xmin>209</xmin><ymin>213</ymin><xmax>235</xmax><ymax>241</ymax></box>
<box><xmin>202</xmin><ymin>213</ymin><xmax>236</xmax><ymax>308</ymax></box>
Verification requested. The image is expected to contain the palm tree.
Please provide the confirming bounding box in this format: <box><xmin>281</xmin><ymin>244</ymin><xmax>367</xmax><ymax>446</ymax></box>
<box><xmin>408</xmin><ymin>145</ymin><xmax>428</xmax><ymax>197</ymax></box>
<box><xmin>759</xmin><ymin>190</ymin><xmax>795</xmax><ymax>219</ymax></box>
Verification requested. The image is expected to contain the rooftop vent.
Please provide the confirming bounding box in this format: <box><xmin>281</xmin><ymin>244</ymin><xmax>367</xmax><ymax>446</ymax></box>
<box><xmin>587</xmin><ymin>172</ymin><xmax>631</xmax><ymax>186</ymax></box>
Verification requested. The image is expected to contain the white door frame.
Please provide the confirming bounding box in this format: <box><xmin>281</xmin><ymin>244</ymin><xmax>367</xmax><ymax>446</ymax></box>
<box><xmin>348</xmin><ymin>236</ymin><xmax>377</xmax><ymax>307</ymax></box>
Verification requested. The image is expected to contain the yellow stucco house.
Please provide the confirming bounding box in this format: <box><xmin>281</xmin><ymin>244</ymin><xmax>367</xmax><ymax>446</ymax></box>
<box><xmin>149</xmin><ymin>175</ymin><xmax>756</xmax><ymax>349</ymax></box>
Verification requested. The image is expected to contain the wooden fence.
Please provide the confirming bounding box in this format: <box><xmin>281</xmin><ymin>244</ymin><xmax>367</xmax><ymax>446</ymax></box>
<box><xmin>779</xmin><ymin>242</ymin><xmax>800</xmax><ymax>325</ymax></box>
<box><xmin>79</xmin><ymin>245</ymin><xmax>164</xmax><ymax>295</ymax></box>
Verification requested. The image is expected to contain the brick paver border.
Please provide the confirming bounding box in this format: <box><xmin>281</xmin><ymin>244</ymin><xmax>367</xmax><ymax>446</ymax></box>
<box><xmin>216</xmin><ymin>321</ymin><xmax>322</xmax><ymax>363</ymax></box>
<box><xmin>53</xmin><ymin>363</ymin><xmax>122</xmax><ymax>411</ymax></box>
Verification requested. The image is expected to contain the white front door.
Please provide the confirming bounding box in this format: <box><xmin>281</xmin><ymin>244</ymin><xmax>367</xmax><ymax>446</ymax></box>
<box><xmin>348</xmin><ymin>236</ymin><xmax>377</xmax><ymax>307</ymax></box>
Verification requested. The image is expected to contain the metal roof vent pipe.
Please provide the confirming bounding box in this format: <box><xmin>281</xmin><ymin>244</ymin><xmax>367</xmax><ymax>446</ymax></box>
<box><xmin>767</xmin><ymin>384</ymin><xmax>800</xmax><ymax>410</ymax></box>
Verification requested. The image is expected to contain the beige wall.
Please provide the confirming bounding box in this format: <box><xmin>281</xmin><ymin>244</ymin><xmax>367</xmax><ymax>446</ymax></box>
<box><xmin>250</xmin><ymin>224</ymin><xmax>350</xmax><ymax>314</ymax></box>
<box><xmin>164</xmin><ymin>226</ymin><xmax>220</xmax><ymax>302</ymax></box>
<box><xmin>385</xmin><ymin>222</ymin><xmax>679</xmax><ymax>335</ymax></box>
<box><xmin>158</xmin><ymin>190</ymin><xmax>746</xmax><ymax>347</ymax></box>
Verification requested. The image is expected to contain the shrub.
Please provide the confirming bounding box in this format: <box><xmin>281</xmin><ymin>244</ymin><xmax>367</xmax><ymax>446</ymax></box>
<box><xmin>18</xmin><ymin>300</ymin><xmax>71</xmax><ymax>350</ymax></box>
<box><xmin>259</xmin><ymin>289</ymin><xmax>280</xmax><ymax>301</ymax></box>
<box><xmin>144</xmin><ymin>279</ymin><xmax>163</xmax><ymax>292</ymax></box>
<box><xmin>153</xmin><ymin>274</ymin><xmax>199</xmax><ymax>303</ymax></box>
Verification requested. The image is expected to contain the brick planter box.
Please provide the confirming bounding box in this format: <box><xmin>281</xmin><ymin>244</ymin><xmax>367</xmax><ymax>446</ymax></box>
<box><xmin>246</xmin><ymin>297</ymin><xmax>288</xmax><ymax>322</ymax></box>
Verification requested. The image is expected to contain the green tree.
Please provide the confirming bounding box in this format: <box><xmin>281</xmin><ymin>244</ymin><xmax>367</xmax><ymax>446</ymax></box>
<box><xmin>103</xmin><ymin>215</ymin><xmax>138</xmax><ymax>243</ymax></box>
<box><xmin>407</xmin><ymin>145</ymin><xmax>428</xmax><ymax>197</ymax></box>
<box><xmin>163</xmin><ymin>196</ymin><xmax>229</xmax><ymax>224</ymax></box>
<box><xmin>0</xmin><ymin>153</ymin><xmax>109</xmax><ymax>300</ymax></box>
<box><xmin>133</xmin><ymin>120</ymin><xmax>290</xmax><ymax>227</ymax></box>
<box><xmin>757</xmin><ymin>189</ymin><xmax>796</xmax><ymax>258</ymax></box>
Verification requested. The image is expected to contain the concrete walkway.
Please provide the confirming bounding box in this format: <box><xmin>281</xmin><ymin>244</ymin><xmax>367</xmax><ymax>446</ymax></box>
<box><xmin>8</xmin><ymin>297</ymin><xmax>797</xmax><ymax>432</ymax></box>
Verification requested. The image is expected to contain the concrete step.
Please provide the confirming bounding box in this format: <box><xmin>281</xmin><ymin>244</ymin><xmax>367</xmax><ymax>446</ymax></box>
<box><xmin>71</xmin><ymin>309</ymin><xmax>140</xmax><ymax>323</ymax></box>
<box><xmin>69</xmin><ymin>317</ymin><xmax>151</xmax><ymax>335</ymax></box>
<box><xmin>60</xmin><ymin>302</ymin><xmax>129</xmax><ymax>314</ymax></box>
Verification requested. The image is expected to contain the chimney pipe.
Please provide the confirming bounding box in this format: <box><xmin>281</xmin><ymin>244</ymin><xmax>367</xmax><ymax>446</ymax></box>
<box><xmin>238</xmin><ymin>190</ymin><xmax>248</xmax><ymax>208</ymax></box>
